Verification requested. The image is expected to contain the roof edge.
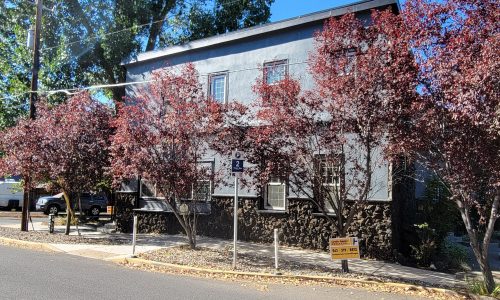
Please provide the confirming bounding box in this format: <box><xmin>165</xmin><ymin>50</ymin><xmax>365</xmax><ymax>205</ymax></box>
<box><xmin>122</xmin><ymin>0</ymin><xmax>398</xmax><ymax>66</ymax></box>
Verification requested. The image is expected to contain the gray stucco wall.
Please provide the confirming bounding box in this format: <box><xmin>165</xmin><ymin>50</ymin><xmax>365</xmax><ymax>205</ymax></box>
<box><xmin>124</xmin><ymin>8</ymin><xmax>390</xmax><ymax>202</ymax></box>
<box><xmin>126</xmin><ymin>22</ymin><xmax>322</xmax><ymax>103</ymax></box>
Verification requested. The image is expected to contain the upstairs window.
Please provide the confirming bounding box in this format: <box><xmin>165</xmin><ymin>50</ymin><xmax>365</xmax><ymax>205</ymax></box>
<box><xmin>209</xmin><ymin>72</ymin><xmax>228</xmax><ymax>103</ymax></box>
<box><xmin>264</xmin><ymin>60</ymin><xmax>288</xmax><ymax>84</ymax></box>
<box><xmin>339</xmin><ymin>48</ymin><xmax>356</xmax><ymax>76</ymax></box>
<box><xmin>265</xmin><ymin>177</ymin><xmax>286</xmax><ymax>210</ymax></box>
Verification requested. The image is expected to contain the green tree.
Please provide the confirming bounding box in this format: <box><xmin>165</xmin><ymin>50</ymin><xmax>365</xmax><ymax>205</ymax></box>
<box><xmin>0</xmin><ymin>1</ymin><xmax>32</xmax><ymax>130</ymax></box>
<box><xmin>186</xmin><ymin>0</ymin><xmax>274</xmax><ymax>41</ymax></box>
<box><xmin>0</xmin><ymin>0</ymin><xmax>274</xmax><ymax>128</ymax></box>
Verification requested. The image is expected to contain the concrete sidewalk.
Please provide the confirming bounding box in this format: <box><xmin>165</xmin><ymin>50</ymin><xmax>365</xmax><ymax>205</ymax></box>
<box><xmin>1</xmin><ymin>220</ymin><xmax>496</xmax><ymax>289</ymax></box>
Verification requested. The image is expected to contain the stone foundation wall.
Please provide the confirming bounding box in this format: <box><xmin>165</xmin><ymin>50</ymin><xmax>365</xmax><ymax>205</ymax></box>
<box><xmin>115</xmin><ymin>192</ymin><xmax>137</xmax><ymax>233</ymax></box>
<box><xmin>116</xmin><ymin>196</ymin><xmax>394</xmax><ymax>260</ymax></box>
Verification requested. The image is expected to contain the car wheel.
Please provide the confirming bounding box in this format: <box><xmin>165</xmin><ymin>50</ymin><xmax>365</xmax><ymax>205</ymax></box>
<box><xmin>89</xmin><ymin>206</ymin><xmax>100</xmax><ymax>217</ymax></box>
<box><xmin>47</xmin><ymin>205</ymin><xmax>59</xmax><ymax>215</ymax></box>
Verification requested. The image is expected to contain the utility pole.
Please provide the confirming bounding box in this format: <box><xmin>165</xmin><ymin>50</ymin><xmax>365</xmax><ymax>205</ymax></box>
<box><xmin>21</xmin><ymin>0</ymin><xmax>42</xmax><ymax>232</ymax></box>
<box><xmin>30</xmin><ymin>0</ymin><xmax>42</xmax><ymax>119</ymax></box>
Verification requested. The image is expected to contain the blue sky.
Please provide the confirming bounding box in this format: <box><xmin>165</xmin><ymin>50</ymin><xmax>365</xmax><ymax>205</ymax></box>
<box><xmin>270</xmin><ymin>0</ymin><xmax>368</xmax><ymax>21</ymax></box>
<box><xmin>270</xmin><ymin>0</ymin><xmax>404</xmax><ymax>21</ymax></box>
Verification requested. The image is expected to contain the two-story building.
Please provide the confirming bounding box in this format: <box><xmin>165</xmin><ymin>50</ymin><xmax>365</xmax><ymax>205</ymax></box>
<box><xmin>116</xmin><ymin>0</ymin><xmax>414</xmax><ymax>260</ymax></box>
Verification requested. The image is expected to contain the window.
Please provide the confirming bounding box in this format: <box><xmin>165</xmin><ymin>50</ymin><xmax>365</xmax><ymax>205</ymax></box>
<box><xmin>264</xmin><ymin>60</ymin><xmax>287</xmax><ymax>84</ymax></box>
<box><xmin>339</xmin><ymin>49</ymin><xmax>356</xmax><ymax>76</ymax></box>
<box><xmin>190</xmin><ymin>180</ymin><xmax>212</xmax><ymax>202</ymax></box>
<box><xmin>209</xmin><ymin>73</ymin><xmax>227</xmax><ymax>103</ymax></box>
<box><xmin>265</xmin><ymin>177</ymin><xmax>286</xmax><ymax>210</ymax></box>
<box><xmin>140</xmin><ymin>180</ymin><xmax>157</xmax><ymax>197</ymax></box>
<box><xmin>319</xmin><ymin>157</ymin><xmax>341</xmax><ymax>213</ymax></box>
<box><xmin>185</xmin><ymin>161</ymin><xmax>214</xmax><ymax>202</ymax></box>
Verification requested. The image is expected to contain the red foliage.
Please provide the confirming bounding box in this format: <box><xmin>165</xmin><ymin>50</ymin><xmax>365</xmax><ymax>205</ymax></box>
<box><xmin>0</xmin><ymin>93</ymin><xmax>113</xmax><ymax>194</ymax></box>
<box><xmin>396</xmin><ymin>0</ymin><xmax>499</xmax><ymax>291</ymax></box>
<box><xmin>0</xmin><ymin>118</ymin><xmax>47</xmax><ymax>189</ymax></box>
<box><xmin>37</xmin><ymin>93</ymin><xmax>113</xmax><ymax>194</ymax></box>
<box><xmin>111</xmin><ymin>64</ymin><xmax>223</xmax><ymax>248</ymax></box>
<box><xmin>112</xmin><ymin>64</ymin><xmax>222</xmax><ymax>197</ymax></box>
<box><xmin>217</xmin><ymin>9</ymin><xmax>417</xmax><ymax>250</ymax></box>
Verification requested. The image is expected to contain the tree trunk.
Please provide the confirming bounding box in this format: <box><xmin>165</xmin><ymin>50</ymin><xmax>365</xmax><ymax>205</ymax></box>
<box><xmin>62</xmin><ymin>191</ymin><xmax>72</xmax><ymax>235</ymax></box>
<box><xmin>456</xmin><ymin>197</ymin><xmax>497</xmax><ymax>294</ymax></box>
<box><xmin>479</xmin><ymin>257</ymin><xmax>496</xmax><ymax>294</ymax></box>
<box><xmin>339</xmin><ymin>231</ymin><xmax>349</xmax><ymax>273</ymax></box>
<box><xmin>188</xmin><ymin>234</ymin><xmax>195</xmax><ymax>250</ymax></box>
<box><xmin>145</xmin><ymin>0</ymin><xmax>177</xmax><ymax>51</ymax></box>
<box><xmin>182</xmin><ymin>213</ymin><xmax>196</xmax><ymax>250</ymax></box>
<box><xmin>65</xmin><ymin>209</ymin><xmax>71</xmax><ymax>235</ymax></box>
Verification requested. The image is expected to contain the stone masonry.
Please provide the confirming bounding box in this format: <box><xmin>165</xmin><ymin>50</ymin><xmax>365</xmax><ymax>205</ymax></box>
<box><xmin>115</xmin><ymin>194</ymin><xmax>394</xmax><ymax>260</ymax></box>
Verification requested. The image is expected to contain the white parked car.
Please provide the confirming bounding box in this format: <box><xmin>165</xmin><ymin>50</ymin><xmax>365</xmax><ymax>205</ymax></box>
<box><xmin>0</xmin><ymin>179</ymin><xmax>23</xmax><ymax>210</ymax></box>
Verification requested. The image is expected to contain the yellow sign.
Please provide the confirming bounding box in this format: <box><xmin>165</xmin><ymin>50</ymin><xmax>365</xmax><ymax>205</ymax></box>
<box><xmin>330</xmin><ymin>237</ymin><xmax>360</xmax><ymax>260</ymax></box>
<box><xmin>330</xmin><ymin>237</ymin><xmax>355</xmax><ymax>246</ymax></box>
<box><xmin>107</xmin><ymin>206</ymin><xmax>114</xmax><ymax>214</ymax></box>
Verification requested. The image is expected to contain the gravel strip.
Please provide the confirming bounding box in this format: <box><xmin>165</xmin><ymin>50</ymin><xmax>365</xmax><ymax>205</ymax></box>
<box><xmin>139</xmin><ymin>245</ymin><xmax>458</xmax><ymax>290</ymax></box>
<box><xmin>133</xmin><ymin>247</ymin><xmax>463</xmax><ymax>300</ymax></box>
<box><xmin>140</xmin><ymin>245</ymin><xmax>360</xmax><ymax>277</ymax></box>
<box><xmin>0</xmin><ymin>226</ymin><xmax>126</xmax><ymax>245</ymax></box>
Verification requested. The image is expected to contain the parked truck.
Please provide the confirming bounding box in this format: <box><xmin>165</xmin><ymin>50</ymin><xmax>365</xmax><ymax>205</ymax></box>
<box><xmin>0</xmin><ymin>179</ymin><xmax>24</xmax><ymax>210</ymax></box>
<box><xmin>36</xmin><ymin>192</ymin><xmax>108</xmax><ymax>216</ymax></box>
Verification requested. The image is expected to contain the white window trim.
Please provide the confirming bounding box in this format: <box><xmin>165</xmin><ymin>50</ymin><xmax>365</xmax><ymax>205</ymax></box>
<box><xmin>319</xmin><ymin>159</ymin><xmax>341</xmax><ymax>213</ymax></box>
<box><xmin>338</xmin><ymin>48</ymin><xmax>357</xmax><ymax>76</ymax></box>
<box><xmin>322</xmin><ymin>182</ymin><xmax>340</xmax><ymax>214</ymax></box>
<box><xmin>264</xmin><ymin>181</ymin><xmax>286</xmax><ymax>210</ymax></box>
<box><xmin>186</xmin><ymin>160</ymin><xmax>214</xmax><ymax>202</ymax></box>
<box><xmin>263</xmin><ymin>59</ymin><xmax>288</xmax><ymax>85</ymax></box>
<box><xmin>208</xmin><ymin>72</ymin><xmax>228</xmax><ymax>104</ymax></box>
<box><xmin>188</xmin><ymin>179</ymin><xmax>212</xmax><ymax>202</ymax></box>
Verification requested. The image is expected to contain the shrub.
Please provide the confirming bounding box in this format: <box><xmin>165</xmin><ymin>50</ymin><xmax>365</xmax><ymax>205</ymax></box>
<box><xmin>416</xmin><ymin>178</ymin><xmax>462</xmax><ymax>239</ymax></box>
<box><xmin>468</xmin><ymin>280</ymin><xmax>500</xmax><ymax>297</ymax></box>
<box><xmin>434</xmin><ymin>240</ymin><xmax>469</xmax><ymax>272</ymax></box>
<box><xmin>410</xmin><ymin>223</ymin><xmax>437</xmax><ymax>267</ymax></box>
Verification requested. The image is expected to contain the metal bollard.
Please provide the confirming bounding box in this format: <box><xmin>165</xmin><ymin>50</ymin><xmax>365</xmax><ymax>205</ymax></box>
<box><xmin>274</xmin><ymin>228</ymin><xmax>280</xmax><ymax>274</ymax></box>
<box><xmin>131</xmin><ymin>215</ymin><xmax>138</xmax><ymax>257</ymax></box>
<box><xmin>48</xmin><ymin>214</ymin><xmax>55</xmax><ymax>234</ymax></box>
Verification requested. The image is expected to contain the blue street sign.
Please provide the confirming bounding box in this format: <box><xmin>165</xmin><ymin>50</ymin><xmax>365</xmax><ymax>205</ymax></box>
<box><xmin>232</xmin><ymin>159</ymin><xmax>244</xmax><ymax>172</ymax></box>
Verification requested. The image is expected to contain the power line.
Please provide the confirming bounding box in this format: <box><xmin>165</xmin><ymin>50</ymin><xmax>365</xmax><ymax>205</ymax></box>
<box><xmin>0</xmin><ymin>59</ymin><xmax>310</xmax><ymax>102</ymax></box>
<box><xmin>41</xmin><ymin>0</ymin><xmax>262</xmax><ymax>53</ymax></box>
<box><xmin>42</xmin><ymin>17</ymin><xmax>174</xmax><ymax>52</ymax></box>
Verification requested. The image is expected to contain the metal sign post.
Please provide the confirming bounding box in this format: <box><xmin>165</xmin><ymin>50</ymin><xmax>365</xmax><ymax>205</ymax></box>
<box><xmin>231</xmin><ymin>150</ymin><xmax>244</xmax><ymax>269</ymax></box>
<box><xmin>131</xmin><ymin>215</ymin><xmax>138</xmax><ymax>257</ymax></box>
<box><xmin>233</xmin><ymin>176</ymin><xmax>238</xmax><ymax>269</ymax></box>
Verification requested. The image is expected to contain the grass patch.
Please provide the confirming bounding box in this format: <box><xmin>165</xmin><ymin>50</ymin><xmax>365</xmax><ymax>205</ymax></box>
<box><xmin>467</xmin><ymin>280</ymin><xmax>500</xmax><ymax>297</ymax></box>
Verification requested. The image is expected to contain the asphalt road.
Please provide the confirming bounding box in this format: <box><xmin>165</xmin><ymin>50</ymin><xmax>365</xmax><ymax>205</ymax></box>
<box><xmin>0</xmin><ymin>245</ymin><xmax>426</xmax><ymax>300</ymax></box>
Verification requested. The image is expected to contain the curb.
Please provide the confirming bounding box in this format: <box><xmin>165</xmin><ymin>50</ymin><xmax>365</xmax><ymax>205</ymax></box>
<box><xmin>0</xmin><ymin>212</ymin><xmax>46</xmax><ymax>219</ymax></box>
<box><xmin>0</xmin><ymin>236</ymin><xmax>474</xmax><ymax>299</ymax></box>
<box><xmin>117</xmin><ymin>256</ymin><xmax>468</xmax><ymax>299</ymax></box>
<box><xmin>0</xmin><ymin>237</ymin><xmax>62</xmax><ymax>252</ymax></box>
